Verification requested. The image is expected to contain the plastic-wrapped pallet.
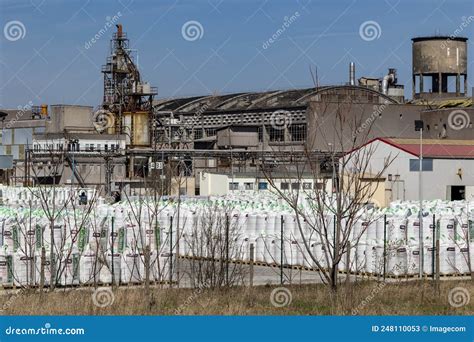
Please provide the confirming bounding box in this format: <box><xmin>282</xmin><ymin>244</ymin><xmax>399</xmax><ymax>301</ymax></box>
<box><xmin>438</xmin><ymin>216</ymin><xmax>455</xmax><ymax>244</ymax></box>
<box><xmin>407</xmin><ymin>246</ymin><xmax>420</xmax><ymax>275</ymax></box>
<box><xmin>0</xmin><ymin>248</ymin><xmax>13</xmax><ymax>286</ymax></box>
<box><xmin>423</xmin><ymin>246</ymin><xmax>436</xmax><ymax>275</ymax></box>
<box><xmin>387</xmin><ymin>246</ymin><xmax>407</xmax><ymax>276</ymax></box>
<box><xmin>310</xmin><ymin>242</ymin><xmax>325</xmax><ymax>270</ymax></box>
<box><xmin>263</xmin><ymin>236</ymin><xmax>274</xmax><ymax>264</ymax></box>
<box><xmin>121</xmin><ymin>248</ymin><xmax>141</xmax><ymax>284</ymax></box>
<box><xmin>386</xmin><ymin>216</ymin><xmax>407</xmax><ymax>245</ymax></box>
<box><xmin>79</xmin><ymin>245</ymin><xmax>100</xmax><ymax>284</ymax></box>
<box><xmin>454</xmin><ymin>245</ymin><xmax>470</xmax><ymax>275</ymax></box>
<box><xmin>13</xmin><ymin>251</ymin><xmax>35</xmax><ymax>286</ymax></box>
<box><xmin>60</xmin><ymin>246</ymin><xmax>80</xmax><ymax>286</ymax></box>
<box><xmin>354</xmin><ymin>243</ymin><xmax>367</xmax><ymax>273</ymax></box>
<box><xmin>439</xmin><ymin>245</ymin><xmax>456</xmax><ymax>275</ymax></box>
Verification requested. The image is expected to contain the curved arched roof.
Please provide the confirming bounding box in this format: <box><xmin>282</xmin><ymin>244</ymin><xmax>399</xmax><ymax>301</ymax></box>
<box><xmin>153</xmin><ymin>85</ymin><xmax>400</xmax><ymax>113</ymax></box>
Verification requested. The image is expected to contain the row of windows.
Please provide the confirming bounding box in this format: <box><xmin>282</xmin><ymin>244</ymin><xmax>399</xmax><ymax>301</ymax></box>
<box><xmin>258</xmin><ymin>124</ymin><xmax>307</xmax><ymax>143</ymax></box>
<box><xmin>32</xmin><ymin>143</ymin><xmax>120</xmax><ymax>152</ymax></box>
<box><xmin>228</xmin><ymin>181</ymin><xmax>321</xmax><ymax>191</ymax></box>
<box><xmin>229</xmin><ymin>182</ymin><xmax>268</xmax><ymax>191</ymax></box>
<box><xmin>280</xmin><ymin>182</ymin><xmax>316</xmax><ymax>190</ymax></box>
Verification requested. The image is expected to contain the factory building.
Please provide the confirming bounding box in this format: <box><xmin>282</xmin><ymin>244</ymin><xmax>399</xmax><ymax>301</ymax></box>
<box><xmin>346</xmin><ymin>138</ymin><xmax>474</xmax><ymax>203</ymax></box>
<box><xmin>0</xmin><ymin>26</ymin><xmax>472</xmax><ymax>201</ymax></box>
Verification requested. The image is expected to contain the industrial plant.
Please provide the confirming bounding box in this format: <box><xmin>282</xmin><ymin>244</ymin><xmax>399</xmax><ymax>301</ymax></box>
<box><xmin>0</xmin><ymin>24</ymin><xmax>473</xmax><ymax>295</ymax></box>
<box><xmin>0</xmin><ymin>25</ymin><xmax>472</xmax><ymax>203</ymax></box>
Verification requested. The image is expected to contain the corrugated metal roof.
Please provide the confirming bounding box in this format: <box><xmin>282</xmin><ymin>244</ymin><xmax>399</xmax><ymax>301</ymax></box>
<box><xmin>380</xmin><ymin>138</ymin><xmax>474</xmax><ymax>159</ymax></box>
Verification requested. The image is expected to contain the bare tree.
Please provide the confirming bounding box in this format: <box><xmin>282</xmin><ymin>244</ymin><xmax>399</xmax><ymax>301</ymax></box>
<box><xmin>263</xmin><ymin>99</ymin><xmax>395</xmax><ymax>294</ymax></box>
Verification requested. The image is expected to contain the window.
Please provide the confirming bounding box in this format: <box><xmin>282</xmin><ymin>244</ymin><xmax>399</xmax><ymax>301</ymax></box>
<box><xmin>289</xmin><ymin>124</ymin><xmax>307</xmax><ymax>142</ymax></box>
<box><xmin>258</xmin><ymin>126</ymin><xmax>264</xmax><ymax>142</ymax></box>
<box><xmin>291</xmin><ymin>183</ymin><xmax>300</xmax><ymax>190</ymax></box>
<box><xmin>205</xmin><ymin>128</ymin><xmax>216</xmax><ymax>137</ymax></box>
<box><xmin>194</xmin><ymin>129</ymin><xmax>203</xmax><ymax>140</ymax></box>
<box><xmin>409</xmin><ymin>159</ymin><xmax>433</xmax><ymax>172</ymax></box>
<box><xmin>244</xmin><ymin>182</ymin><xmax>253</xmax><ymax>190</ymax></box>
<box><xmin>303</xmin><ymin>182</ymin><xmax>312</xmax><ymax>190</ymax></box>
<box><xmin>258</xmin><ymin>182</ymin><xmax>268</xmax><ymax>190</ymax></box>
<box><xmin>96</xmin><ymin>144</ymin><xmax>101</xmax><ymax>151</ymax></box>
<box><xmin>267</xmin><ymin>126</ymin><xmax>284</xmax><ymax>142</ymax></box>
<box><xmin>280</xmin><ymin>182</ymin><xmax>289</xmax><ymax>190</ymax></box>
<box><xmin>229</xmin><ymin>182</ymin><xmax>239</xmax><ymax>190</ymax></box>
<box><xmin>90</xmin><ymin>144</ymin><xmax>94</xmax><ymax>151</ymax></box>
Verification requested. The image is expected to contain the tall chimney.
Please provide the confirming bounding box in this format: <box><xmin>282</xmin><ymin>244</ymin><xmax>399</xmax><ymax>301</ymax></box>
<box><xmin>349</xmin><ymin>62</ymin><xmax>355</xmax><ymax>86</ymax></box>
<box><xmin>116</xmin><ymin>24</ymin><xmax>123</xmax><ymax>38</ymax></box>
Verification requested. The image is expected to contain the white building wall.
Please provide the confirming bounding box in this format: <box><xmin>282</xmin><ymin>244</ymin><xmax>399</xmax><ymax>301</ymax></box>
<box><xmin>199</xmin><ymin>173</ymin><xmax>332</xmax><ymax>196</ymax></box>
<box><xmin>349</xmin><ymin>140</ymin><xmax>474</xmax><ymax>201</ymax></box>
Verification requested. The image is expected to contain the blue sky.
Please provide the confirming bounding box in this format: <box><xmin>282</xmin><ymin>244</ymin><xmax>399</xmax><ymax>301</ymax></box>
<box><xmin>0</xmin><ymin>0</ymin><xmax>473</xmax><ymax>108</ymax></box>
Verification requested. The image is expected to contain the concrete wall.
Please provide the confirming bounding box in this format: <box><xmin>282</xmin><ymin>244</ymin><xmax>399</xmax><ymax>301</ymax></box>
<box><xmin>200</xmin><ymin>172</ymin><xmax>228</xmax><ymax>196</ymax></box>
<box><xmin>46</xmin><ymin>105</ymin><xmax>94</xmax><ymax>133</ymax></box>
<box><xmin>306</xmin><ymin>102</ymin><xmax>422</xmax><ymax>152</ymax></box>
<box><xmin>216</xmin><ymin>127</ymin><xmax>258</xmax><ymax>148</ymax></box>
<box><xmin>421</xmin><ymin>108</ymin><xmax>474</xmax><ymax>140</ymax></box>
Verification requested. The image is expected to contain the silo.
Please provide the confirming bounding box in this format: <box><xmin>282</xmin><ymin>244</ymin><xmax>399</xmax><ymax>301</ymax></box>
<box><xmin>412</xmin><ymin>36</ymin><xmax>468</xmax><ymax>99</ymax></box>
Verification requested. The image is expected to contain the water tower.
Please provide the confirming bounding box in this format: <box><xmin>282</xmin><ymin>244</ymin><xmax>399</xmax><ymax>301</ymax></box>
<box><xmin>412</xmin><ymin>36</ymin><xmax>468</xmax><ymax>99</ymax></box>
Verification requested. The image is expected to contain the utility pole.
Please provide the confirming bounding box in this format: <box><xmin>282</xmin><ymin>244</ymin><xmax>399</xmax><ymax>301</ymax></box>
<box><xmin>415</xmin><ymin>120</ymin><xmax>424</xmax><ymax>278</ymax></box>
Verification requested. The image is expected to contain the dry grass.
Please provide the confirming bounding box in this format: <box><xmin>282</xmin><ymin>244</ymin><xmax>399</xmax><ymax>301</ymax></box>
<box><xmin>1</xmin><ymin>280</ymin><xmax>473</xmax><ymax>315</ymax></box>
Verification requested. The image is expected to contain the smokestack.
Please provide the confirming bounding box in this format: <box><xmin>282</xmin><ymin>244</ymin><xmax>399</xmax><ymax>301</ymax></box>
<box><xmin>349</xmin><ymin>62</ymin><xmax>355</xmax><ymax>86</ymax></box>
<box><xmin>116</xmin><ymin>24</ymin><xmax>123</xmax><ymax>38</ymax></box>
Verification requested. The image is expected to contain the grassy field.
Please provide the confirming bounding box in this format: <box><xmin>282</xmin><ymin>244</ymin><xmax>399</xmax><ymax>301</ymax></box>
<box><xmin>1</xmin><ymin>280</ymin><xmax>472</xmax><ymax>315</ymax></box>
